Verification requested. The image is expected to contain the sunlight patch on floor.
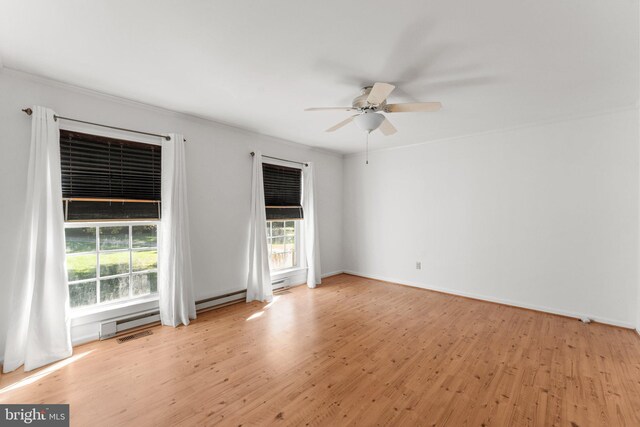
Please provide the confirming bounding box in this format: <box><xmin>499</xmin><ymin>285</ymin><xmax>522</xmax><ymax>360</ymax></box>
<box><xmin>246</xmin><ymin>295</ymin><xmax>281</xmax><ymax>320</ymax></box>
<box><xmin>0</xmin><ymin>350</ymin><xmax>94</xmax><ymax>395</ymax></box>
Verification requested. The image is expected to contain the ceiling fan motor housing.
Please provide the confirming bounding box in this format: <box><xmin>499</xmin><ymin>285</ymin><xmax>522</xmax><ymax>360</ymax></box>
<box><xmin>352</xmin><ymin>86</ymin><xmax>387</xmax><ymax>111</ymax></box>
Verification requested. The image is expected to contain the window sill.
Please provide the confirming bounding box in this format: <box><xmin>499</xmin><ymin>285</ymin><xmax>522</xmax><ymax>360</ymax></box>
<box><xmin>71</xmin><ymin>294</ymin><xmax>160</xmax><ymax>326</ymax></box>
<box><xmin>271</xmin><ymin>266</ymin><xmax>307</xmax><ymax>280</ymax></box>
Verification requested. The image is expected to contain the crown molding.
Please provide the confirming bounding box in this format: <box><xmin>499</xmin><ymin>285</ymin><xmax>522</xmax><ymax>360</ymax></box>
<box><xmin>344</xmin><ymin>104</ymin><xmax>639</xmax><ymax>159</ymax></box>
<box><xmin>0</xmin><ymin>67</ymin><xmax>343</xmax><ymax>159</ymax></box>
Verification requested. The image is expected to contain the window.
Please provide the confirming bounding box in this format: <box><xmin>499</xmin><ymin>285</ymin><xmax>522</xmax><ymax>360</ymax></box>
<box><xmin>262</xmin><ymin>162</ymin><xmax>304</xmax><ymax>273</ymax></box>
<box><xmin>65</xmin><ymin>223</ymin><xmax>158</xmax><ymax>308</ymax></box>
<box><xmin>60</xmin><ymin>130</ymin><xmax>162</xmax><ymax>310</ymax></box>
<box><xmin>267</xmin><ymin>220</ymin><xmax>297</xmax><ymax>271</ymax></box>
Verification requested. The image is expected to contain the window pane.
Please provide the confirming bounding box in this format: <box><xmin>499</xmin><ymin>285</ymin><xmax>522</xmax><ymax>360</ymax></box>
<box><xmin>270</xmin><ymin>252</ymin><xmax>293</xmax><ymax>271</ymax></box>
<box><xmin>100</xmin><ymin>251</ymin><xmax>130</xmax><ymax>277</ymax></box>
<box><xmin>272</xmin><ymin>237</ymin><xmax>285</xmax><ymax>253</ymax></box>
<box><xmin>69</xmin><ymin>281</ymin><xmax>97</xmax><ymax>308</ymax></box>
<box><xmin>67</xmin><ymin>253</ymin><xmax>97</xmax><ymax>282</ymax></box>
<box><xmin>101</xmin><ymin>276</ymin><xmax>130</xmax><ymax>303</ymax></box>
<box><xmin>132</xmin><ymin>272</ymin><xmax>157</xmax><ymax>296</ymax></box>
<box><xmin>132</xmin><ymin>225</ymin><xmax>157</xmax><ymax>248</ymax></box>
<box><xmin>132</xmin><ymin>250</ymin><xmax>157</xmax><ymax>272</ymax></box>
<box><xmin>285</xmin><ymin>221</ymin><xmax>295</xmax><ymax>235</ymax></box>
<box><xmin>100</xmin><ymin>226</ymin><xmax>129</xmax><ymax>250</ymax></box>
<box><xmin>285</xmin><ymin>235</ymin><xmax>295</xmax><ymax>245</ymax></box>
<box><xmin>65</xmin><ymin>227</ymin><xmax>96</xmax><ymax>253</ymax></box>
<box><xmin>272</xmin><ymin>221</ymin><xmax>284</xmax><ymax>236</ymax></box>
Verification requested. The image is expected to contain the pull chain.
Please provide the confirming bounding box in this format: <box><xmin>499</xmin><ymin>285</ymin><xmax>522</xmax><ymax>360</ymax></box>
<box><xmin>366</xmin><ymin>131</ymin><xmax>370</xmax><ymax>165</ymax></box>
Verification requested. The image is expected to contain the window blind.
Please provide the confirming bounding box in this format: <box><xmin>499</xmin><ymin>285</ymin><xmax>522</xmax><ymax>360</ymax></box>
<box><xmin>60</xmin><ymin>130</ymin><xmax>161</xmax><ymax>221</ymax></box>
<box><xmin>262</xmin><ymin>163</ymin><xmax>303</xmax><ymax>220</ymax></box>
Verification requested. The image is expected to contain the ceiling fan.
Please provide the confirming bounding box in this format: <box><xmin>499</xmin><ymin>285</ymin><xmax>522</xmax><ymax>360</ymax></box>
<box><xmin>305</xmin><ymin>82</ymin><xmax>442</xmax><ymax>135</ymax></box>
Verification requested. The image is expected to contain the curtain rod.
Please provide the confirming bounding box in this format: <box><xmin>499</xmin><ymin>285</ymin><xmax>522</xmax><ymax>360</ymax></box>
<box><xmin>250</xmin><ymin>152</ymin><xmax>308</xmax><ymax>167</ymax></box>
<box><xmin>21</xmin><ymin>108</ymin><xmax>183</xmax><ymax>142</ymax></box>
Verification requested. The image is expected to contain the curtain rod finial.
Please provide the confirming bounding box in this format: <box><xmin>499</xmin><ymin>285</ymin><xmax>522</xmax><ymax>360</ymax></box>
<box><xmin>22</xmin><ymin>108</ymin><xmax>33</xmax><ymax>116</ymax></box>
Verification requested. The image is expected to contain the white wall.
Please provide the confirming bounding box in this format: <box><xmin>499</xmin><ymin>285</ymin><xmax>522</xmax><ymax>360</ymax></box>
<box><xmin>0</xmin><ymin>69</ymin><xmax>344</xmax><ymax>355</ymax></box>
<box><xmin>343</xmin><ymin>109</ymin><xmax>639</xmax><ymax>327</ymax></box>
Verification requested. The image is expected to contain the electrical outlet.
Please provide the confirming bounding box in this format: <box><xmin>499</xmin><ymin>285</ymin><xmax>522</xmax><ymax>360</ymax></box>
<box><xmin>416</xmin><ymin>261</ymin><xmax>421</xmax><ymax>270</ymax></box>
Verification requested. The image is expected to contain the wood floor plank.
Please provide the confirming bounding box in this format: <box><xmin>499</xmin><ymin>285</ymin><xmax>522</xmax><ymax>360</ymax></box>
<box><xmin>1</xmin><ymin>273</ymin><xmax>640</xmax><ymax>426</ymax></box>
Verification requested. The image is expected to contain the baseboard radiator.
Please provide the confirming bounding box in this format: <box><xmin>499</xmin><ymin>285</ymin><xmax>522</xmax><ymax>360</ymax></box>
<box><xmin>99</xmin><ymin>278</ymin><xmax>293</xmax><ymax>339</ymax></box>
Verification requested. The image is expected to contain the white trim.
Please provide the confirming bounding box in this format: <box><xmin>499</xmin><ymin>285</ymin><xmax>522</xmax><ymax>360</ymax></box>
<box><xmin>344</xmin><ymin>105</ymin><xmax>639</xmax><ymax>158</ymax></box>
<box><xmin>73</xmin><ymin>336</ymin><xmax>97</xmax><ymax>346</ymax></box>
<box><xmin>321</xmin><ymin>270</ymin><xmax>344</xmax><ymax>279</ymax></box>
<box><xmin>71</xmin><ymin>295</ymin><xmax>159</xmax><ymax>324</ymax></box>
<box><xmin>1</xmin><ymin>67</ymin><xmax>343</xmax><ymax>158</ymax></box>
<box><xmin>343</xmin><ymin>270</ymin><xmax>636</xmax><ymax>329</ymax></box>
<box><xmin>271</xmin><ymin>266</ymin><xmax>307</xmax><ymax>280</ymax></box>
<box><xmin>272</xmin><ymin>270</ymin><xmax>343</xmax><ymax>288</ymax></box>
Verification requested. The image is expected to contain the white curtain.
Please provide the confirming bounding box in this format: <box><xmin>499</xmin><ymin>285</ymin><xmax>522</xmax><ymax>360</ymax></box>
<box><xmin>158</xmin><ymin>133</ymin><xmax>196</xmax><ymax>327</ymax></box>
<box><xmin>3</xmin><ymin>106</ymin><xmax>72</xmax><ymax>373</ymax></box>
<box><xmin>246</xmin><ymin>151</ymin><xmax>273</xmax><ymax>302</ymax></box>
<box><xmin>302</xmin><ymin>162</ymin><xmax>322</xmax><ymax>288</ymax></box>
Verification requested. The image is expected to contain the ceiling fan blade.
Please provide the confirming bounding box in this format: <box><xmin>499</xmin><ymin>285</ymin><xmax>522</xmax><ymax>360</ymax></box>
<box><xmin>385</xmin><ymin>102</ymin><xmax>442</xmax><ymax>113</ymax></box>
<box><xmin>325</xmin><ymin>115</ymin><xmax>357</xmax><ymax>132</ymax></box>
<box><xmin>305</xmin><ymin>107</ymin><xmax>356</xmax><ymax>112</ymax></box>
<box><xmin>379</xmin><ymin>117</ymin><xmax>397</xmax><ymax>136</ymax></box>
<box><xmin>366</xmin><ymin>82</ymin><xmax>395</xmax><ymax>105</ymax></box>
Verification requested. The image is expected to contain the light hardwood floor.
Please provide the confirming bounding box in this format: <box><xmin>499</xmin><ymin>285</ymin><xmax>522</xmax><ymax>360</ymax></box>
<box><xmin>2</xmin><ymin>274</ymin><xmax>640</xmax><ymax>426</ymax></box>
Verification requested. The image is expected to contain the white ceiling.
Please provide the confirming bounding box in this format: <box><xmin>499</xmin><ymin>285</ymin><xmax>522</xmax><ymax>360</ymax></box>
<box><xmin>0</xmin><ymin>0</ymin><xmax>637</xmax><ymax>153</ymax></box>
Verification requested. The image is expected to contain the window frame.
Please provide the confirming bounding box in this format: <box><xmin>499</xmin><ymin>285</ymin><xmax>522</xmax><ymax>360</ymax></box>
<box><xmin>65</xmin><ymin>220</ymin><xmax>160</xmax><ymax>310</ymax></box>
<box><xmin>266</xmin><ymin>219</ymin><xmax>301</xmax><ymax>272</ymax></box>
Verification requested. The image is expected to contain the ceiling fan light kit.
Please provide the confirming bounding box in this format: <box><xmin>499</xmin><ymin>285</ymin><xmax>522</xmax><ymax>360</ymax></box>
<box><xmin>354</xmin><ymin>111</ymin><xmax>385</xmax><ymax>133</ymax></box>
<box><xmin>305</xmin><ymin>82</ymin><xmax>443</xmax><ymax>164</ymax></box>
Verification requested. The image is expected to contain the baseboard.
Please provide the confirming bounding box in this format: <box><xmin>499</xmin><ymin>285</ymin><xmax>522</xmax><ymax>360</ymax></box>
<box><xmin>322</xmin><ymin>270</ymin><xmax>344</xmax><ymax>279</ymax></box>
<box><xmin>343</xmin><ymin>270</ymin><xmax>636</xmax><ymax>330</ymax></box>
<box><xmin>72</xmin><ymin>333</ymin><xmax>100</xmax><ymax>347</ymax></box>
